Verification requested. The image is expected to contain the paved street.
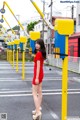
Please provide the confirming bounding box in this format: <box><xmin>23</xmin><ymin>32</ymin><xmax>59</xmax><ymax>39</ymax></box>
<box><xmin>0</xmin><ymin>61</ymin><xmax>80</xmax><ymax>120</ymax></box>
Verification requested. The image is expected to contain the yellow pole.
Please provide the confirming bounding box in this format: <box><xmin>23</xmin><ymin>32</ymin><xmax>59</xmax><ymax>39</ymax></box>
<box><xmin>8</xmin><ymin>51</ymin><xmax>10</xmax><ymax>61</ymax></box>
<box><xmin>9</xmin><ymin>50</ymin><xmax>11</xmax><ymax>62</ymax></box>
<box><xmin>2</xmin><ymin>15</ymin><xmax>15</xmax><ymax>34</ymax></box>
<box><xmin>9</xmin><ymin>50</ymin><xmax>10</xmax><ymax>63</ymax></box>
<box><xmin>16</xmin><ymin>45</ymin><xmax>19</xmax><ymax>72</ymax></box>
<box><xmin>30</xmin><ymin>0</ymin><xmax>53</xmax><ymax>29</ymax></box>
<box><xmin>9</xmin><ymin>50</ymin><xmax>11</xmax><ymax>63</ymax></box>
<box><xmin>3</xmin><ymin>2</ymin><xmax>25</xmax><ymax>31</ymax></box>
<box><xmin>11</xmin><ymin>50</ymin><xmax>13</xmax><ymax>66</ymax></box>
<box><xmin>8</xmin><ymin>49</ymin><xmax>9</xmax><ymax>62</ymax></box>
<box><xmin>9</xmin><ymin>49</ymin><xmax>10</xmax><ymax>63</ymax></box>
<box><xmin>22</xmin><ymin>44</ymin><xmax>25</xmax><ymax>80</ymax></box>
<box><xmin>7</xmin><ymin>49</ymin><xmax>8</xmax><ymax>61</ymax></box>
<box><xmin>62</xmin><ymin>36</ymin><xmax>68</xmax><ymax>120</ymax></box>
<box><xmin>10</xmin><ymin>50</ymin><xmax>12</xmax><ymax>64</ymax></box>
<box><xmin>3</xmin><ymin>2</ymin><xmax>29</xmax><ymax>36</ymax></box>
<box><xmin>30</xmin><ymin>0</ymin><xmax>44</xmax><ymax>19</ymax></box>
<box><xmin>11</xmin><ymin>50</ymin><xmax>12</xmax><ymax>64</ymax></box>
<box><xmin>12</xmin><ymin>48</ymin><xmax>14</xmax><ymax>68</ymax></box>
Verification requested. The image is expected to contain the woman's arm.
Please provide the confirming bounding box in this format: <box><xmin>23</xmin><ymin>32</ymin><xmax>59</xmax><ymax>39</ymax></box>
<box><xmin>36</xmin><ymin>60</ymin><xmax>40</xmax><ymax>79</ymax></box>
<box><xmin>35</xmin><ymin>52</ymin><xmax>42</xmax><ymax>84</ymax></box>
<box><xmin>35</xmin><ymin>60</ymin><xmax>40</xmax><ymax>84</ymax></box>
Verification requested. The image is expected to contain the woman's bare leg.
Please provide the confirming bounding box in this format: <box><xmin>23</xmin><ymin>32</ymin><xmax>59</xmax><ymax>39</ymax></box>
<box><xmin>32</xmin><ymin>85</ymin><xmax>40</xmax><ymax>114</ymax></box>
<box><xmin>38</xmin><ymin>83</ymin><xmax>43</xmax><ymax>108</ymax></box>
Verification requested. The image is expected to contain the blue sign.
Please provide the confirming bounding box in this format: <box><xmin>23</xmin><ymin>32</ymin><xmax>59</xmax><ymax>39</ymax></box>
<box><xmin>14</xmin><ymin>45</ymin><xmax>17</xmax><ymax>50</ymax></box>
<box><xmin>7</xmin><ymin>46</ymin><xmax>10</xmax><ymax>49</ymax></box>
<box><xmin>54</xmin><ymin>31</ymin><xmax>65</xmax><ymax>59</ymax></box>
<box><xmin>30</xmin><ymin>39</ymin><xmax>35</xmax><ymax>53</ymax></box>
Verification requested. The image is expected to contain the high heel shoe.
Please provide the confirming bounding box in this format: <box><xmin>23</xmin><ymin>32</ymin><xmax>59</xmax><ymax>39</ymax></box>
<box><xmin>33</xmin><ymin>112</ymin><xmax>42</xmax><ymax>120</ymax></box>
<box><xmin>32</xmin><ymin>107</ymin><xmax>42</xmax><ymax>115</ymax></box>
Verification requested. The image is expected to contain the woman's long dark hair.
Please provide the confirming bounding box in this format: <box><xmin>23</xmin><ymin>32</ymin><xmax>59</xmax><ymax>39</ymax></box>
<box><xmin>34</xmin><ymin>39</ymin><xmax>46</xmax><ymax>60</ymax></box>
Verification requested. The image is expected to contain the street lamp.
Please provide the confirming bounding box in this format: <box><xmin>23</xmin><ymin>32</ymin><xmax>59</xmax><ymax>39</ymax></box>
<box><xmin>0</xmin><ymin>8</ymin><xmax>5</xmax><ymax>14</ymax></box>
<box><xmin>0</xmin><ymin>19</ymin><xmax>4</xmax><ymax>23</ymax></box>
<box><xmin>0</xmin><ymin>25</ymin><xmax>2</xmax><ymax>29</ymax></box>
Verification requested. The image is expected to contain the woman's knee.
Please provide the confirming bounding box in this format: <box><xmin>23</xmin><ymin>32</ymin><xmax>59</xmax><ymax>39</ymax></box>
<box><xmin>38</xmin><ymin>87</ymin><xmax>42</xmax><ymax>95</ymax></box>
<box><xmin>32</xmin><ymin>85</ymin><xmax>38</xmax><ymax>96</ymax></box>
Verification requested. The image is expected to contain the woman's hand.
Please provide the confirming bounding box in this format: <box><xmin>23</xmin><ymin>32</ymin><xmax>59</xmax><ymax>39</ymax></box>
<box><xmin>35</xmin><ymin>78</ymin><xmax>39</xmax><ymax>85</ymax></box>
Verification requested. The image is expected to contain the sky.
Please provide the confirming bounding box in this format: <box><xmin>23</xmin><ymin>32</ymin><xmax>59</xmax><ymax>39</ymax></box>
<box><xmin>0</xmin><ymin>0</ymin><xmax>77</xmax><ymax>29</ymax></box>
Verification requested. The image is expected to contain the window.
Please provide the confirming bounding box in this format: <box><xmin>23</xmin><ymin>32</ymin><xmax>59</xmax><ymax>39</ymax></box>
<box><xmin>70</xmin><ymin>45</ymin><xmax>74</xmax><ymax>56</ymax></box>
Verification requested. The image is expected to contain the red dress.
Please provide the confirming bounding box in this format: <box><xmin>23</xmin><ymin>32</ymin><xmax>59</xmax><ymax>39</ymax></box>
<box><xmin>32</xmin><ymin>51</ymin><xmax>44</xmax><ymax>85</ymax></box>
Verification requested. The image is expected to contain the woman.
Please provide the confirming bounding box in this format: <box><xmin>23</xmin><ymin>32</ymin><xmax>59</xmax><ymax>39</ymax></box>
<box><xmin>32</xmin><ymin>39</ymin><xmax>46</xmax><ymax>120</ymax></box>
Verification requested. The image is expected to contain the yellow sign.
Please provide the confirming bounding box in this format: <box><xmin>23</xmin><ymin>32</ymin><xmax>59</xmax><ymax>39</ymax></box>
<box><xmin>14</xmin><ymin>39</ymin><xmax>20</xmax><ymax>45</ymax></box>
<box><xmin>30</xmin><ymin>31</ymin><xmax>40</xmax><ymax>40</ymax></box>
<box><xmin>54</xmin><ymin>19</ymin><xmax>74</xmax><ymax>35</ymax></box>
<box><xmin>20</xmin><ymin>36</ymin><xmax>27</xmax><ymax>43</ymax></box>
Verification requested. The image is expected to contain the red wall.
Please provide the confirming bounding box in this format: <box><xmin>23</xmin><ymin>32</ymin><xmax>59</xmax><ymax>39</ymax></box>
<box><xmin>68</xmin><ymin>38</ymin><xmax>78</xmax><ymax>57</ymax></box>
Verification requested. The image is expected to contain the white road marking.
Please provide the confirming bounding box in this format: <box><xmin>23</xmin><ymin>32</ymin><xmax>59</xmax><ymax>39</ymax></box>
<box><xmin>0</xmin><ymin>78</ymin><xmax>21</xmax><ymax>80</ymax></box>
<box><xmin>42</xmin><ymin>89</ymin><xmax>80</xmax><ymax>92</ymax></box>
<box><xmin>0</xmin><ymin>80</ymin><xmax>24</xmax><ymax>82</ymax></box>
<box><xmin>73</xmin><ymin>77</ymin><xmax>80</xmax><ymax>83</ymax></box>
<box><xmin>0</xmin><ymin>77</ymin><xmax>62</xmax><ymax>80</ymax></box>
<box><xmin>0</xmin><ymin>89</ymin><xmax>10</xmax><ymax>91</ymax></box>
<box><xmin>0</xmin><ymin>79</ymin><xmax>62</xmax><ymax>82</ymax></box>
<box><xmin>0</xmin><ymin>71</ymin><xmax>15</xmax><ymax>73</ymax></box>
<box><xmin>0</xmin><ymin>71</ymin><xmax>33</xmax><ymax>73</ymax></box>
<box><xmin>0</xmin><ymin>63</ymin><xmax>34</xmax><ymax>65</ymax></box>
<box><xmin>0</xmin><ymin>91</ymin><xmax>80</xmax><ymax>97</ymax></box>
<box><xmin>0</xmin><ymin>88</ymin><xmax>80</xmax><ymax>93</ymax></box>
<box><xmin>50</xmin><ymin>111</ymin><xmax>59</xmax><ymax>119</ymax></box>
<box><xmin>0</xmin><ymin>77</ymin><xmax>75</xmax><ymax>81</ymax></box>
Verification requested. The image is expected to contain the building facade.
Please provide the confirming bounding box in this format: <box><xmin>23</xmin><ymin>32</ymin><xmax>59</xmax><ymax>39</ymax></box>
<box><xmin>76</xmin><ymin>3</ymin><xmax>80</xmax><ymax>32</ymax></box>
<box><xmin>34</xmin><ymin>21</ymin><xmax>48</xmax><ymax>43</ymax></box>
<box><xmin>69</xmin><ymin>33</ymin><xmax>80</xmax><ymax>58</ymax></box>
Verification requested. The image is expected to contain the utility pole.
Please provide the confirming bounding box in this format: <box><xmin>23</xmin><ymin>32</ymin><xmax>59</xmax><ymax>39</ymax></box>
<box><xmin>71</xmin><ymin>5</ymin><xmax>74</xmax><ymax>19</ymax></box>
<box><xmin>66</xmin><ymin>5</ymin><xmax>75</xmax><ymax>19</ymax></box>
<box><xmin>16</xmin><ymin>15</ymin><xmax>20</xmax><ymax>38</ymax></box>
<box><xmin>49</xmin><ymin>0</ymin><xmax>53</xmax><ymax>54</ymax></box>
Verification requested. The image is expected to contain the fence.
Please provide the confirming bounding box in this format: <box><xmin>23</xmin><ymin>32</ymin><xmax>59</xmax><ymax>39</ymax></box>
<box><xmin>0</xmin><ymin>50</ymin><xmax>33</xmax><ymax>61</ymax></box>
<box><xmin>0</xmin><ymin>50</ymin><xmax>7</xmax><ymax>60</ymax></box>
<box><xmin>47</xmin><ymin>54</ymin><xmax>80</xmax><ymax>74</ymax></box>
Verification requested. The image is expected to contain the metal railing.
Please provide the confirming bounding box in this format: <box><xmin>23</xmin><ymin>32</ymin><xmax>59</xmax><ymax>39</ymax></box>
<box><xmin>47</xmin><ymin>54</ymin><xmax>80</xmax><ymax>73</ymax></box>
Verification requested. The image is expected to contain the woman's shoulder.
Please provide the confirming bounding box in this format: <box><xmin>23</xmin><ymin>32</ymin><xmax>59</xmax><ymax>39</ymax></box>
<box><xmin>35</xmin><ymin>51</ymin><xmax>42</xmax><ymax>60</ymax></box>
<box><xmin>36</xmin><ymin>51</ymin><xmax>42</xmax><ymax>56</ymax></box>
